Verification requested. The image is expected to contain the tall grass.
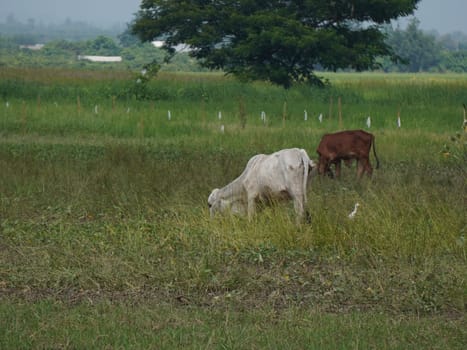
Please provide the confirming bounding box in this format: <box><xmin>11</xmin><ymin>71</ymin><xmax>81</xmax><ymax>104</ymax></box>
<box><xmin>2</xmin><ymin>69</ymin><xmax>466</xmax><ymax>135</ymax></box>
<box><xmin>0</xmin><ymin>68</ymin><xmax>465</xmax><ymax>348</ymax></box>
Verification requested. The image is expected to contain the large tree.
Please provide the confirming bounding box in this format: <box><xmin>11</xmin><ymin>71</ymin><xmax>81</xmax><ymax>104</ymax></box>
<box><xmin>132</xmin><ymin>0</ymin><xmax>420</xmax><ymax>88</ymax></box>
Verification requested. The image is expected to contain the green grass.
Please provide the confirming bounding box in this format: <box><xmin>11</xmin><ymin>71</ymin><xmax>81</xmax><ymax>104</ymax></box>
<box><xmin>0</xmin><ymin>68</ymin><xmax>466</xmax><ymax>348</ymax></box>
<box><xmin>1</xmin><ymin>302</ymin><xmax>464</xmax><ymax>349</ymax></box>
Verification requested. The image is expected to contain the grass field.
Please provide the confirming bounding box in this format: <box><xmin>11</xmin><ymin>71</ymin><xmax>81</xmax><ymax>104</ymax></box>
<box><xmin>0</xmin><ymin>68</ymin><xmax>466</xmax><ymax>348</ymax></box>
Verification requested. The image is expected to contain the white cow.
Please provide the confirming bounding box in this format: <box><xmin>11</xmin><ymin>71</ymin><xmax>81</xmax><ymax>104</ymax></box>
<box><xmin>208</xmin><ymin>148</ymin><xmax>316</xmax><ymax>223</ymax></box>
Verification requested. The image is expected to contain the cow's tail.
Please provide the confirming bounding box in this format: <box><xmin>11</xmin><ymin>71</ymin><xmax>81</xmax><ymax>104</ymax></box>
<box><xmin>300</xmin><ymin>149</ymin><xmax>310</xmax><ymax>196</ymax></box>
<box><xmin>300</xmin><ymin>149</ymin><xmax>313</xmax><ymax>223</ymax></box>
<box><xmin>371</xmin><ymin>135</ymin><xmax>380</xmax><ymax>169</ymax></box>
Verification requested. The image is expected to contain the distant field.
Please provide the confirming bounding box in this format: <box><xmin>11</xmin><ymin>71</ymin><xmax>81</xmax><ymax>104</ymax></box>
<box><xmin>0</xmin><ymin>68</ymin><xmax>465</xmax><ymax>349</ymax></box>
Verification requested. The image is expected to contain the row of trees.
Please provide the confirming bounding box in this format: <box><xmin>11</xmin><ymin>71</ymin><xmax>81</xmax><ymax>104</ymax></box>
<box><xmin>0</xmin><ymin>34</ymin><xmax>205</xmax><ymax>72</ymax></box>
<box><xmin>381</xmin><ymin>19</ymin><xmax>467</xmax><ymax>73</ymax></box>
<box><xmin>1</xmin><ymin>17</ymin><xmax>466</xmax><ymax>76</ymax></box>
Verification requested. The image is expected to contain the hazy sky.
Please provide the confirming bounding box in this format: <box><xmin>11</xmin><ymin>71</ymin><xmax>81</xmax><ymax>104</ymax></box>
<box><xmin>0</xmin><ymin>0</ymin><xmax>466</xmax><ymax>34</ymax></box>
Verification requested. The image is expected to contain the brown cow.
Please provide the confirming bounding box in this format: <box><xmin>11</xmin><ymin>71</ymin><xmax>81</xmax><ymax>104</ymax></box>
<box><xmin>316</xmin><ymin>130</ymin><xmax>379</xmax><ymax>178</ymax></box>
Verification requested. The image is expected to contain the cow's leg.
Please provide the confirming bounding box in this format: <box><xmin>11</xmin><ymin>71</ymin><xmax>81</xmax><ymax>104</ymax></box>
<box><xmin>323</xmin><ymin>162</ymin><xmax>334</xmax><ymax>178</ymax></box>
<box><xmin>319</xmin><ymin>157</ymin><xmax>334</xmax><ymax>178</ymax></box>
<box><xmin>356</xmin><ymin>158</ymin><xmax>367</xmax><ymax>178</ymax></box>
<box><xmin>247</xmin><ymin>194</ymin><xmax>256</xmax><ymax>220</ymax></box>
<box><xmin>318</xmin><ymin>158</ymin><xmax>327</xmax><ymax>176</ymax></box>
<box><xmin>298</xmin><ymin>201</ymin><xmax>312</xmax><ymax>224</ymax></box>
<box><xmin>290</xmin><ymin>185</ymin><xmax>310</xmax><ymax>224</ymax></box>
<box><xmin>359</xmin><ymin>157</ymin><xmax>372</xmax><ymax>177</ymax></box>
<box><xmin>292</xmin><ymin>197</ymin><xmax>305</xmax><ymax>223</ymax></box>
<box><xmin>335</xmin><ymin>160</ymin><xmax>342</xmax><ymax>177</ymax></box>
<box><xmin>293</xmin><ymin>197</ymin><xmax>311</xmax><ymax>225</ymax></box>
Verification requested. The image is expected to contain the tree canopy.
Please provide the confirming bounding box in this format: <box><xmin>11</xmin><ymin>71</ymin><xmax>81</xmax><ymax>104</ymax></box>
<box><xmin>131</xmin><ymin>0</ymin><xmax>420</xmax><ymax>87</ymax></box>
<box><xmin>383</xmin><ymin>19</ymin><xmax>441</xmax><ymax>72</ymax></box>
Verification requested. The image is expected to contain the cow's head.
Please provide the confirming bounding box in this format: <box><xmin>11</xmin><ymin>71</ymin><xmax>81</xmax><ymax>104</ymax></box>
<box><xmin>208</xmin><ymin>188</ymin><xmax>220</xmax><ymax>216</ymax></box>
<box><xmin>208</xmin><ymin>188</ymin><xmax>246</xmax><ymax>217</ymax></box>
<box><xmin>317</xmin><ymin>155</ymin><xmax>334</xmax><ymax>178</ymax></box>
<box><xmin>316</xmin><ymin>155</ymin><xmax>326</xmax><ymax>175</ymax></box>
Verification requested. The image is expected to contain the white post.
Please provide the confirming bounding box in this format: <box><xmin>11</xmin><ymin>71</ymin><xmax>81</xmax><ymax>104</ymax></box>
<box><xmin>463</xmin><ymin>104</ymin><xmax>467</xmax><ymax>130</ymax></box>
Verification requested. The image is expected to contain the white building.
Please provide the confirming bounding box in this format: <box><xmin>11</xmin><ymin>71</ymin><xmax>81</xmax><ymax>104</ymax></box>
<box><xmin>19</xmin><ymin>44</ymin><xmax>45</xmax><ymax>50</ymax></box>
<box><xmin>78</xmin><ymin>55</ymin><xmax>122</xmax><ymax>63</ymax></box>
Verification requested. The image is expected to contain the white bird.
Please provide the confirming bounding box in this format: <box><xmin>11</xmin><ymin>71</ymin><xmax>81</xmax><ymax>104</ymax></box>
<box><xmin>304</xmin><ymin>109</ymin><xmax>308</xmax><ymax>121</ymax></box>
<box><xmin>218</xmin><ymin>111</ymin><xmax>222</xmax><ymax>120</ymax></box>
<box><xmin>463</xmin><ymin>104</ymin><xmax>466</xmax><ymax>131</ymax></box>
<box><xmin>318</xmin><ymin>113</ymin><xmax>323</xmax><ymax>123</ymax></box>
<box><xmin>348</xmin><ymin>202</ymin><xmax>360</xmax><ymax>219</ymax></box>
<box><xmin>168</xmin><ymin>110</ymin><xmax>171</xmax><ymax>120</ymax></box>
<box><xmin>220</xmin><ymin>124</ymin><xmax>225</xmax><ymax>133</ymax></box>
<box><xmin>261</xmin><ymin>111</ymin><xmax>266</xmax><ymax>122</ymax></box>
<box><xmin>366</xmin><ymin>116</ymin><xmax>371</xmax><ymax>128</ymax></box>
<box><xmin>397</xmin><ymin>116</ymin><xmax>401</xmax><ymax>128</ymax></box>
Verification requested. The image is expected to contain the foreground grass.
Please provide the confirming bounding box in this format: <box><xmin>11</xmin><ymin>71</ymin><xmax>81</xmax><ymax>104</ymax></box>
<box><xmin>1</xmin><ymin>302</ymin><xmax>464</xmax><ymax>349</ymax></box>
<box><xmin>0</xmin><ymin>69</ymin><xmax>466</xmax><ymax>348</ymax></box>
<box><xmin>1</xmin><ymin>152</ymin><xmax>465</xmax><ymax>348</ymax></box>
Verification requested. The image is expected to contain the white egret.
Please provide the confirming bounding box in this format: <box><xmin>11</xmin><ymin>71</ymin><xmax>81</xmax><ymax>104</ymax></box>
<box><xmin>348</xmin><ymin>203</ymin><xmax>360</xmax><ymax>219</ymax></box>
